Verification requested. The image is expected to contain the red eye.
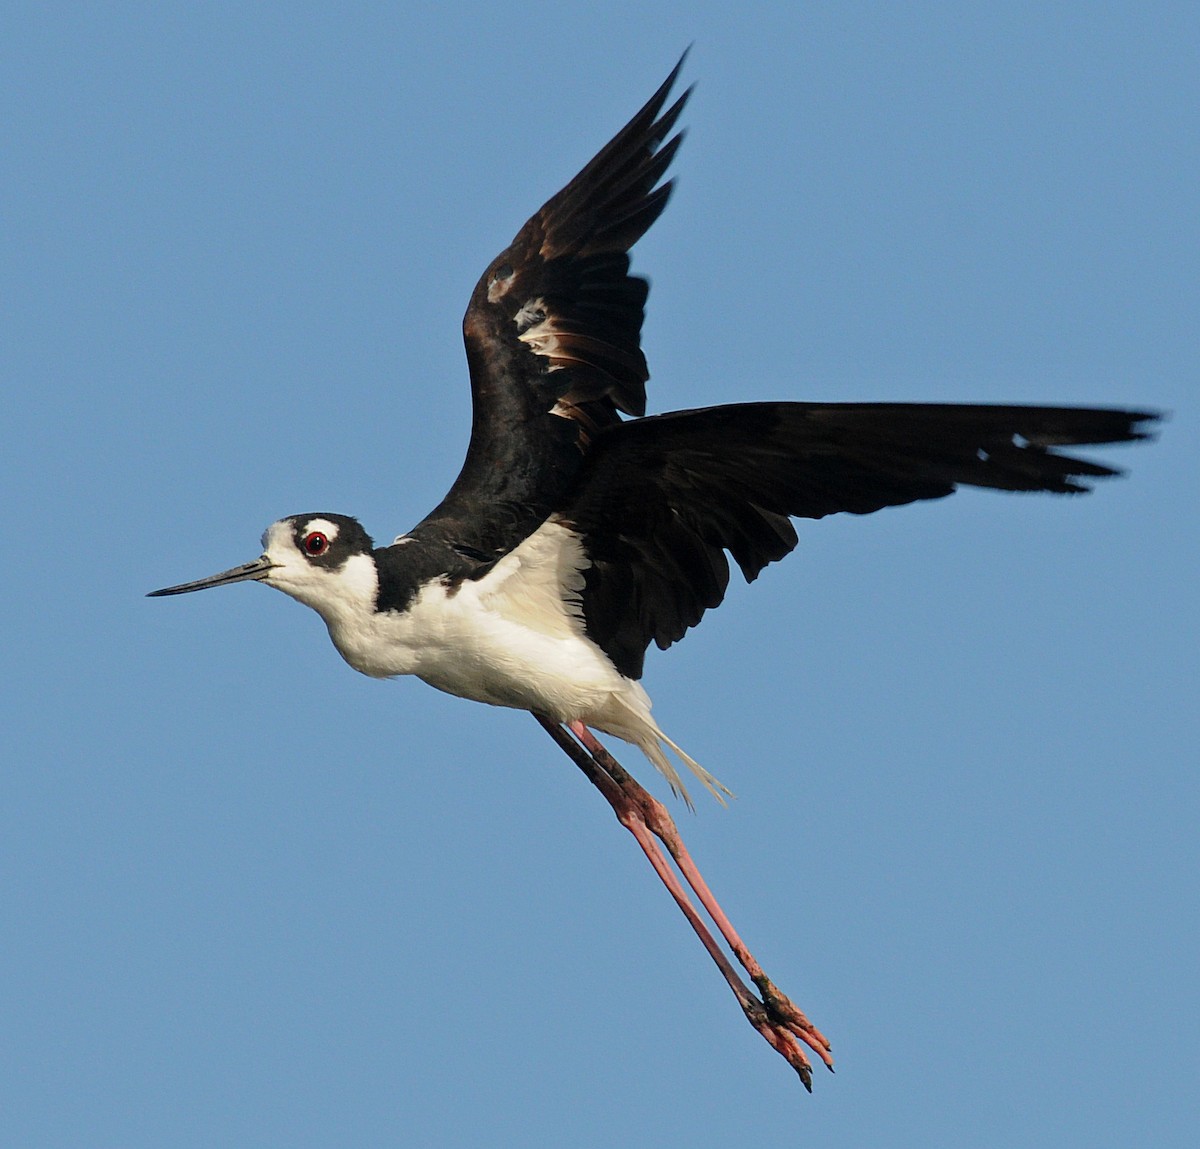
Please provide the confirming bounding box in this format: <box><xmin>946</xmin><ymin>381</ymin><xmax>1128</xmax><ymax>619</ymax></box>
<box><xmin>303</xmin><ymin>531</ymin><xmax>329</xmax><ymax>556</ymax></box>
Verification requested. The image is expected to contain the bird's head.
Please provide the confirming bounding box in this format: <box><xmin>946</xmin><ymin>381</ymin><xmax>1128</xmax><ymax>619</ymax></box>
<box><xmin>149</xmin><ymin>513</ymin><xmax>379</xmax><ymax>618</ymax></box>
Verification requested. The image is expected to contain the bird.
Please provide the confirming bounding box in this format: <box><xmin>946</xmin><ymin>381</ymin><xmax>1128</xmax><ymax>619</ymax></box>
<box><xmin>150</xmin><ymin>55</ymin><xmax>1157</xmax><ymax>1087</ymax></box>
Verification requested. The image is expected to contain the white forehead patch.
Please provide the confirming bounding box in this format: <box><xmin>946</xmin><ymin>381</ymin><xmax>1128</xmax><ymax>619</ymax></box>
<box><xmin>301</xmin><ymin>517</ymin><xmax>340</xmax><ymax>542</ymax></box>
<box><xmin>262</xmin><ymin>520</ymin><xmax>291</xmax><ymax>551</ymax></box>
<box><xmin>261</xmin><ymin>517</ymin><xmax>340</xmax><ymax>555</ymax></box>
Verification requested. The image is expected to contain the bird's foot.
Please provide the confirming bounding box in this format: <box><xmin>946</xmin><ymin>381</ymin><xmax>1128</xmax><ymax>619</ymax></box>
<box><xmin>539</xmin><ymin>715</ymin><xmax>835</xmax><ymax>1088</ymax></box>
<box><xmin>745</xmin><ymin>972</ymin><xmax>833</xmax><ymax>1090</ymax></box>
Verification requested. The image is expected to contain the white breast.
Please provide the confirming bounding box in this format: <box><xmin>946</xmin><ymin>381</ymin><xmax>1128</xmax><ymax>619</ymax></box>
<box><xmin>326</xmin><ymin>520</ymin><xmax>618</xmax><ymax>713</ymax></box>
<box><xmin>319</xmin><ymin>519</ymin><xmax>725</xmax><ymax>804</ymax></box>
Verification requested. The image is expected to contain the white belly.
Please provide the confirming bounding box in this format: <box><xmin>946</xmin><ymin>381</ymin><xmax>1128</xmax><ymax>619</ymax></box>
<box><xmin>317</xmin><ymin>519</ymin><xmax>725</xmax><ymax>804</ymax></box>
<box><xmin>327</xmin><ymin>520</ymin><xmax>629</xmax><ymax>720</ymax></box>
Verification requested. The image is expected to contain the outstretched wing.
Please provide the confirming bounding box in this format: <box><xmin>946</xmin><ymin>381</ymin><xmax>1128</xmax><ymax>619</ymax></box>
<box><xmin>412</xmin><ymin>56</ymin><xmax>690</xmax><ymax>556</ymax></box>
<box><xmin>566</xmin><ymin>402</ymin><xmax>1158</xmax><ymax>678</ymax></box>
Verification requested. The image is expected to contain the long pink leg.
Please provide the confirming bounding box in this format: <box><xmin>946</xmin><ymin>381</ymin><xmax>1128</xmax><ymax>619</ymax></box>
<box><xmin>534</xmin><ymin>714</ymin><xmax>833</xmax><ymax>1088</ymax></box>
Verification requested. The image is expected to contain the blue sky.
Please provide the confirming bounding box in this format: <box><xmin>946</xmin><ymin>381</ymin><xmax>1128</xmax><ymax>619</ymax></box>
<box><xmin>3</xmin><ymin>4</ymin><xmax>1196</xmax><ymax>1146</ymax></box>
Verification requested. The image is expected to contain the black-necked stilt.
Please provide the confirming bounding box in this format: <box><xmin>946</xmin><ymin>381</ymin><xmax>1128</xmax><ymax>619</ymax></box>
<box><xmin>150</xmin><ymin>56</ymin><xmax>1157</xmax><ymax>1087</ymax></box>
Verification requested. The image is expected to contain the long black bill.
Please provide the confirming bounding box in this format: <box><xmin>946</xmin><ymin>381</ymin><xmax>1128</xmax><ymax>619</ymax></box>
<box><xmin>147</xmin><ymin>556</ymin><xmax>276</xmax><ymax>597</ymax></box>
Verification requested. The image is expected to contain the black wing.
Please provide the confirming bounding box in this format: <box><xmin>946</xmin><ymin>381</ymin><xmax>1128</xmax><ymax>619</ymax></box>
<box><xmin>411</xmin><ymin>56</ymin><xmax>690</xmax><ymax>557</ymax></box>
<box><xmin>566</xmin><ymin>402</ymin><xmax>1159</xmax><ymax>679</ymax></box>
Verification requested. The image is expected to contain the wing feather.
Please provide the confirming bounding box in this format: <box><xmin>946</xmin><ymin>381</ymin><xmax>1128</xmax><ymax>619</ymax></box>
<box><xmin>412</xmin><ymin>56</ymin><xmax>690</xmax><ymax>559</ymax></box>
<box><xmin>566</xmin><ymin>403</ymin><xmax>1158</xmax><ymax>678</ymax></box>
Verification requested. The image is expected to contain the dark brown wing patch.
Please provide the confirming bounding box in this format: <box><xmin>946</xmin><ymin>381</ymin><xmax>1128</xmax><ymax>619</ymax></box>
<box><xmin>411</xmin><ymin>57</ymin><xmax>690</xmax><ymax>562</ymax></box>
<box><xmin>463</xmin><ymin>58</ymin><xmax>688</xmax><ymax>428</ymax></box>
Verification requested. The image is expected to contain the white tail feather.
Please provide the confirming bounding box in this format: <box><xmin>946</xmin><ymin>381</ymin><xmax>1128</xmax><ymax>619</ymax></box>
<box><xmin>599</xmin><ymin>684</ymin><xmax>733</xmax><ymax>807</ymax></box>
<box><xmin>636</xmin><ymin>730</ymin><xmax>733</xmax><ymax>809</ymax></box>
